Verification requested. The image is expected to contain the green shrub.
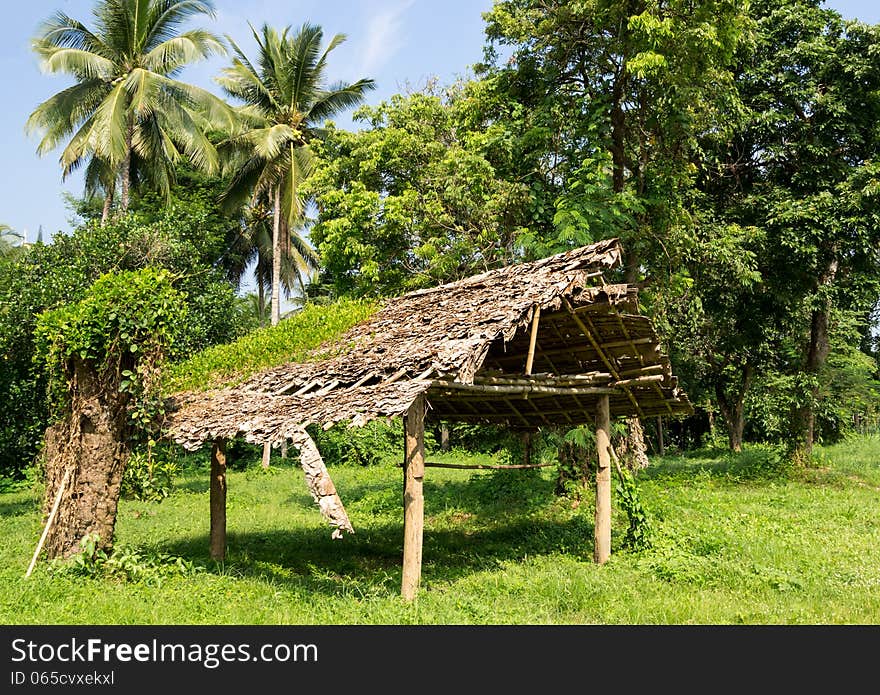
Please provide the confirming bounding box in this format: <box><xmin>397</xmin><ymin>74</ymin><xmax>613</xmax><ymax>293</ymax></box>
<box><xmin>34</xmin><ymin>268</ymin><xmax>187</xmax><ymax>433</ymax></box>
<box><xmin>51</xmin><ymin>533</ymin><xmax>202</xmax><ymax>585</ymax></box>
<box><xmin>310</xmin><ymin>419</ymin><xmax>404</xmax><ymax>467</ymax></box>
<box><xmin>121</xmin><ymin>447</ymin><xmax>180</xmax><ymax>502</ymax></box>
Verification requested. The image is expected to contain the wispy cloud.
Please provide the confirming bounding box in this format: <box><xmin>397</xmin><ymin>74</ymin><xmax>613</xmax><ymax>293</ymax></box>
<box><xmin>360</xmin><ymin>0</ymin><xmax>415</xmax><ymax>75</ymax></box>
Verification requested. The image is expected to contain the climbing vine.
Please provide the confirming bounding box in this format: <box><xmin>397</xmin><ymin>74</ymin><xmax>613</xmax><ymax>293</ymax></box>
<box><xmin>615</xmin><ymin>465</ymin><xmax>654</xmax><ymax>551</ymax></box>
<box><xmin>34</xmin><ymin>267</ymin><xmax>187</xmax><ymax>436</ymax></box>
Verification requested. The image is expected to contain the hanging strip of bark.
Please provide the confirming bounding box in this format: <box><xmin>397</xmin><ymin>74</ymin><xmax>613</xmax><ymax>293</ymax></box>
<box><xmin>289</xmin><ymin>429</ymin><xmax>354</xmax><ymax>539</ymax></box>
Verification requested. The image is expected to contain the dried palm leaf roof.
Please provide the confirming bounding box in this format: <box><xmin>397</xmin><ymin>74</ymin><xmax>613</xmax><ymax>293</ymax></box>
<box><xmin>165</xmin><ymin>238</ymin><xmax>691</xmax><ymax>451</ymax></box>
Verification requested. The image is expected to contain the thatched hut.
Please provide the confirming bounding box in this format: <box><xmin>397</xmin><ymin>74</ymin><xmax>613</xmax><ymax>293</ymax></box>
<box><xmin>164</xmin><ymin>238</ymin><xmax>691</xmax><ymax>599</ymax></box>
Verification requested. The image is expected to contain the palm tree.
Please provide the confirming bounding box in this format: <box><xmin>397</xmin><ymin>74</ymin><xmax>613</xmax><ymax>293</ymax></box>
<box><xmin>225</xmin><ymin>200</ymin><xmax>320</xmax><ymax>318</ymax></box>
<box><xmin>0</xmin><ymin>225</ymin><xmax>23</xmax><ymax>257</ymax></box>
<box><xmin>26</xmin><ymin>0</ymin><xmax>233</xmax><ymax>218</ymax></box>
<box><xmin>217</xmin><ymin>22</ymin><xmax>375</xmax><ymax>325</ymax></box>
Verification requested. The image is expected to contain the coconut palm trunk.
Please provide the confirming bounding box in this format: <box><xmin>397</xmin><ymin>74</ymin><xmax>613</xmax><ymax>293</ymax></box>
<box><xmin>121</xmin><ymin>121</ymin><xmax>134</xmax><ymax>213</ymax></box>
<box><xmin>100</xmin><ymin>180</ymin><xmax>115</xmax><ymax>226</ymax></box>
<box><xmin>271</xmin><ymin>185</ymin><xmax>282</xmax><ymax>326</ymax></box>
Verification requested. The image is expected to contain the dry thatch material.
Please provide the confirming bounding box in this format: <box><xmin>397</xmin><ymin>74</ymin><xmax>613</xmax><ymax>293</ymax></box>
<box><xmin>165</xmin><ymin>238</ymin><xmax>691</xmax><ymax>452</ymax></box>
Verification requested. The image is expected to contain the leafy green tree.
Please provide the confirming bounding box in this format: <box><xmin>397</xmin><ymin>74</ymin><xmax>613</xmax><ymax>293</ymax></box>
<box><xmin>482</xmin><ymin>0</ymin><xmax>749</xmax><ymax>279</ymax></box>
<box><xmin>0</xmin><ymin>212</ymin><xmax>245</xmax><ymax>478</ymax></box>
<box><xmin>306</xmin><ymin>87</ymin><xmax>534</xmax><ymax>296</ymax></box>
<box><xmin>35</xmin><ymin>267</ymin><xmax>188</xmax><ymax>557</ymax></box>
<box><xmin>26</xmin><ymin>0</ymin><xmax>231</xmax><ymax>216</ymax></box>
<box><xmin>225</xmin><ymin>201</ymin><xmax>319</xmax><ymax>316</ymax></box>
<box><xmin>216</xmin><ymin>22</ymin><xmax>374</xmax><ymax>324</ymax></box>
<box><xmin>0</xmin><ymin>225</ymin><xmax>23</xmax><ymax>257</ymax></box>
<box><xmin>700</xmin><ymin>0</ymin><xmax>880</xmax><ymax>458</ymax></box>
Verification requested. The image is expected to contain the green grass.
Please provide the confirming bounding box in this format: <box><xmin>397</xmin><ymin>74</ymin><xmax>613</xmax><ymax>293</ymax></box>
<box><xmin>163</xmin><ymin>297</ymin><xmax>379</xmax><ymax>394</ymax></box>
<box><xmin>1</xmin><ymin>436</ymin><xmax>879</xmax><ymax>624</ymax></box>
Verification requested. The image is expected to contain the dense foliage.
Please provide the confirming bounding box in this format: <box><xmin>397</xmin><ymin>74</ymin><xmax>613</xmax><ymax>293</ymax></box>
<box><xmin>3</xmin><ymin>0</ymin><xmax>879</xmax><ymax>483</ymax></box>
<box><xmin>0</xmin><ymin>211</ymin><xmax>245</xmax><ymax>477</ymax></box>
<box><xmin>34</xmin><ymin>268</ymin><xmax>187</xmax><ymax>430</ymax></box>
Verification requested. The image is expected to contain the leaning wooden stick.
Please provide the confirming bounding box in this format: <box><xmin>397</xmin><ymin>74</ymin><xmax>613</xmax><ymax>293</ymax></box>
<box><xmin>25</xmin><ymin>468</ymin><xmax>70</xmax><ymax>578</ymax></box>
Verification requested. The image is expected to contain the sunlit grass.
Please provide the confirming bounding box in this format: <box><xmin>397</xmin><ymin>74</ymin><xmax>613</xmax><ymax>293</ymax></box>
<box><xmin>1</xmin><ymin>436</ymin><xmax>879</xmax><ymax>624</ymax></box>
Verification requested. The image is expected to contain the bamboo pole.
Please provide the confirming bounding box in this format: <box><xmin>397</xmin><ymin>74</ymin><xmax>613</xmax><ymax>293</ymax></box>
<box><xmin>525</xmin><ymin>305</ymin><xmax>541</xmax><ymax>375</ymax></box>
<box><xmin>594</xmin><ymin>394</ymin><xmax>612</xmax><ymax>564</ymax></box>
<box><xmin>210</xmin><ymin>439</ymin><xmax>227</xmax><ymax>561</ymax></box>
<box><xmin>25</xmin><ymin>468</ymin><xmax>71</xmax><ymax>578</ymax></box>
<box><xmin>424</xmin><ymin>461</ymin><xmax>553</xmax><ymax>471</ymax></box>
<box><xmin>430</xmin><ymin>381</ymin><xmax>616</xmax><ymax>397</ymax></box>
<box><xmin>521</xmin><ymin>306</ymin><xmax>538</xmax><ymax>470</ymax></box>
<box><xmin>402</xmin><ymin>394</ymin><xmax>426</xmax><ymax>601</ymax></box>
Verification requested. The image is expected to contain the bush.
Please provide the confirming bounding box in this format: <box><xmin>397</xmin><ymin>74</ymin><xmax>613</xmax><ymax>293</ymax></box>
<box><xmin>121</xmin><ymin>447</ymin><xmax>180</xmax><ymax>502</ymax></box>
<box><xmin>310</xmin><ymin>419</ymin><xmax>403</xmax><ymax>467</ymax></box>
<box><xmin>0</xmin><ymin>214</ymin><xmax>248</xmax><ymax>478</ymax></box>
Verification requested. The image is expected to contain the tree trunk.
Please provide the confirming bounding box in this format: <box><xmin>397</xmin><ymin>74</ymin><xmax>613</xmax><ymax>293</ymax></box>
<box><xmin>792</xmin><ymin>257</ymin><xmax>838</xmax><ymax>461</ymax></box>
<box><xmin>261</xmin><ymin>442</ymin><xmax>271</xmax><ymax>470</ymax></box>
<box><xmin>271</xmin><ymin>186</ymin><xmax>282</xmax><ymax>327</ymax></box>
<box><xmin>40</xmin><ymin>360</ymin><xmax>129</xmax><ymax>559</ymax></box>
<box><xmin>100</xmin><ymin>179</ymin><xmax>115</xmax><ymax>226</ymax></box>
<box><xmin>613</xmin><ymin>418</ymin><xmax>649</xmax><ymax>470</ymax></box>
<box><xmin>120</xmin><ymin>121</ymin><xmax>134</xmax><ymax>214</ymax></box>
<box><xmin>715</xmin><ymin>363</ymin><xmax>753</xmax><ymax>453</ymax></box>
<box><xmin>717</xmin><ymin>395</ymin><xmax>745</xmax><ymax>453</ymax></box>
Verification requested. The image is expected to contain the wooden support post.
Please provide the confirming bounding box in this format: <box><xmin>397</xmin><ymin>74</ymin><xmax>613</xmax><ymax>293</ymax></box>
<box><xmin>594</xmin><ymin>395</ymin><xmax>612</xmax><ymax>564</ymax></box>
<box><xmin>657</xmin><ymin>416</ymin><xmax>665</xmax><ymax>456</ymax></box>
<box><xmin>210</xmin><ymin>439</ymin><xmax>227</xmax><ymax>562</ymax></box>
<box><xmin>402</xmin><ymin>394</ymin><xmax>426</xmax><ymax>601</ymax></box>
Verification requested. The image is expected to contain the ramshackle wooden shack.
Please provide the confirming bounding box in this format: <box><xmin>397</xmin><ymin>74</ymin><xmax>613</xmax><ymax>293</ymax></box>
<box><xmin>164</xmin><ymin>237</ymin><xmax>692</xmax><ymax>600</ymax></box>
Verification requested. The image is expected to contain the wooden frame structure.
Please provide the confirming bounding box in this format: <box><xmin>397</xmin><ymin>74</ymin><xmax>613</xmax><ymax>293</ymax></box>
<box><xmin>165</xmin><ymin>238</ymin><xmax>691</xmax><ymax>599</ymax></box>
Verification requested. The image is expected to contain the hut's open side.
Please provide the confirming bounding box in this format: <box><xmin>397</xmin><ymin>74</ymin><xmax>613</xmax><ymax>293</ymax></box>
<box><xmin>164</xmin><ymin>238</ymin><xmax>692</xmax><ymax>599</ymax></box>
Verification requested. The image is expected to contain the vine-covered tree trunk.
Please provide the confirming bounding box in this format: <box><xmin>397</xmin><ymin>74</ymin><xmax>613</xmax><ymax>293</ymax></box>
<box><xmin>616</xmin><ymin>417</ymin><xmax>650</xmax><ymax>471</ymax></box>
<box><xmin>41</xmin><ymin>360</ymin><xmax>129</xmax><ymax>559</ymax></box>
<box><xmin>555</xmin><ymin>439</ymin><xmax>594</xmax><ymax>497</ymax></box>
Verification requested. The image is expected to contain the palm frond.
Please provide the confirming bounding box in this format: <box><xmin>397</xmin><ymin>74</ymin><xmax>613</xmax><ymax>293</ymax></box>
<box><xmin>33</xmin><ymin>44</ymin><xmax>117</xmax><ymax>80</ymax></box>
<box><xmin>143</xmin><ymin>29</ymin><xmax>225</xmax><ymax>76</ymax></box>
<box><xmin>27</xmin><ymin>80</ymin><xmax>111</xmax><ymax>154</ymax></box>
<box><xmin>88</xmin><ymin>79</ymin><xmax>131</xmax><ymax>163</ymax></box>
<box><xmin>307</xmin><ymin>79</ymin><xmax>377</xmax><ymax>125</ymax></box>
<box><xmin>35</xmin><ymin>11</ymin><xmax>113</xmax><ymax>59</ymax></box>
<box><xmin>143</xmin><ymin>1</ymin><xmax>217</xmax><ymax>51</ymax></box>
<box><xmin>287</xmin><ymin>23</ymin><xmax>325</xmax><ymax>110</ymax></box>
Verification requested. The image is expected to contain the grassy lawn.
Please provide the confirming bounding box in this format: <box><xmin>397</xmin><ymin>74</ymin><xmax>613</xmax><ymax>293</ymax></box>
<box><xmin>1</xmin><ymin>436</ymin><xmax>879</xmax><ymax>624</ymax></box>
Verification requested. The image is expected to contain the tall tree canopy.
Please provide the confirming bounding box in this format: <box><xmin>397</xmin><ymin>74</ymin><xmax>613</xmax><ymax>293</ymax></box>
<box><xmin>482</xmin><ymin>0</ymin><xmax>750</xmax><ymax>280</ymax></box>
<box><xmin>699</xmin><ymin>0</ymin><xmax>880</xmax><ymax>456</ymax></box>
<box><xmin>306</xmin><ymin>86</ymin><xmax>534</xmax><ymax>297</ymax></box>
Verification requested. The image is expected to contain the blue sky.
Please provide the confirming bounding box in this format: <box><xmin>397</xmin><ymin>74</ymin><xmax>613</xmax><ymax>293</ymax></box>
<box><xmin>1</xmin><ymin>0</ymin><xmax>878</xmax><ymax>243</ymax></box>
